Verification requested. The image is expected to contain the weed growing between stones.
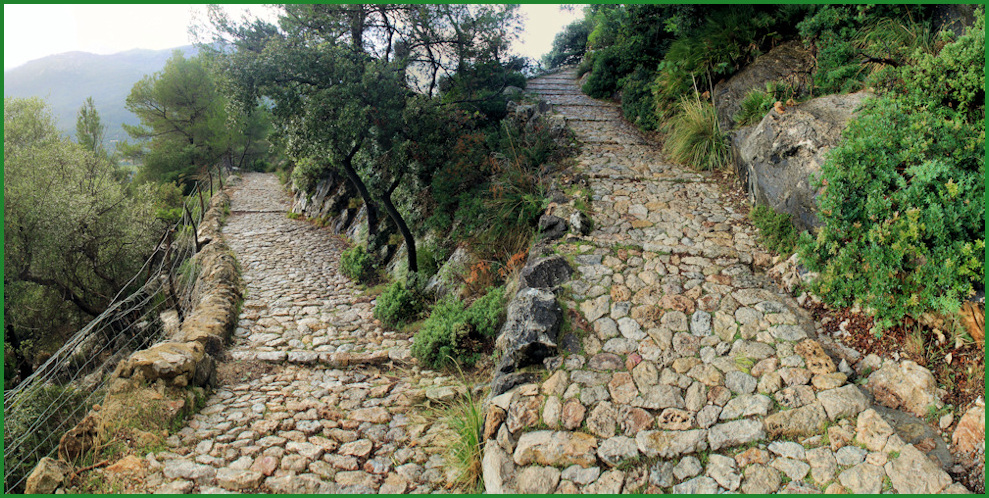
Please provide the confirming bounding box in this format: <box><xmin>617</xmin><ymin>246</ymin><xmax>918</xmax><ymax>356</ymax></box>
<box><xmin>285</xmin><ymin>211</ymin><xmax>302</xmax><ymax>220</ymax></box>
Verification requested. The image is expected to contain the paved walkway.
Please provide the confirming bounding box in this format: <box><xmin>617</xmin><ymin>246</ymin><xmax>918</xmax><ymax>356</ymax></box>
<box><xmin>481</xmin><ymin>69</ymin><xmax>968</xmax><ymax>494</ymax></box>
<box><xmin>135</xmin><ymin>173</ymin><xmax>465</xmax><ymax>494</ymax></box>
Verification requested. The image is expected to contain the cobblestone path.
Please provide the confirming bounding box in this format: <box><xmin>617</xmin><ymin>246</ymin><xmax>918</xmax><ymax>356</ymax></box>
<box><xmin>138</xmin><ymin>173</ymin><xmax>466</xmax><ymax>494</ymax></box>
<box><xmin>482</xmin><ymin>69</ymin><xmax>969</xmax><ymax>494</ymax></box>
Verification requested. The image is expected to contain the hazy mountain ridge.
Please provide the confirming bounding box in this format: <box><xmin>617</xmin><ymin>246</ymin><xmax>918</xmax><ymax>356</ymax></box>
<box><xmin>4</xmin><ymin>45</ymin><xmax>198</xmax><ymax>145</ymax></box>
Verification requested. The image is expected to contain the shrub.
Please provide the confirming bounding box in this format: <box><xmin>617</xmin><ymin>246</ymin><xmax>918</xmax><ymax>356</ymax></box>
<box><xmin>374</xmin><ymin>278</ymin><xmax>426</xmax><ymax>327</ymax></box>
<box><xmin>734</xmin><ymin>81</ymin><xmax>800</xmax><ymax>127</ymax></box>
<box><xmin>799</xmin><ymin>96</ymin><xmax>984</xmax><ymax>327</ymax></box>
<box><xmin>799</xmin><ymin>14</ymin><xmax>984</xmax><ymax>329</ymax></box>
<box><xmin>339</xmin><ymin>245</ymin><xmax>376</xmax><ymax>284</ymax></box>
<box><xmin>4</xmin><ymin>384</ymin><xmax>91</xmax><ymax>493</ymax></box>
<box><xmin>663</xmin><ymin>97</ymin><xmax>730</xmax><ymax>171</ymax></box>
<box><xmin>582</xmin><ymin>48</ymin><xmax>623</xmax><ymax>98</ymax></box>
<box><xmin>465</xmin><ymin>286</ymin><xmax>506</xmax><ymax>337</ymax></box>
<box><xmin>749</xmin><ymin>204</ymin><xmax>799</xmax><ymax>255</ymax></box>
<box><xmin>411</xmin><ymin>286</ymin><xmax>506</xmax><ymax>369</ymax></box>
<box><xmin>620</xmin><ymin>66</ymin><xmax>661</xmax><ymax>130</ymax></box>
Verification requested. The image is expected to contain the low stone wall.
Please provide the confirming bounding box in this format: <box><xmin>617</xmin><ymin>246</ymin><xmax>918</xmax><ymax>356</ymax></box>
<box><xmin>25</xmin><ymin>182</ymin><xmax>243</xmax><ymax>494</ymax></box>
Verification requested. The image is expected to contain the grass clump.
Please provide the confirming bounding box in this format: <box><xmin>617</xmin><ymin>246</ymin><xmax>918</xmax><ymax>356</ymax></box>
<box><xmin>339</xmin><ymin>245</ymin><xmax>376</xmax><ymax>284</ymax></box>
<box><xmin>445</xmin><ymin>385</ymin><xmax>485</xmax><ymax>492</ymax></box>
<box><xmin>749</xmin><ymin>204</ymin><xmax>800</xmax><ymax>255</ymax></box>
<box><xmin>663</xmin><ymin>97</ymin><xmax>730</xmax><ymax>171</ymax></box>
<box><xmin>411</xmin><ymin>286</ymin><xmax>506</xmax><ymax>370</ymax></box>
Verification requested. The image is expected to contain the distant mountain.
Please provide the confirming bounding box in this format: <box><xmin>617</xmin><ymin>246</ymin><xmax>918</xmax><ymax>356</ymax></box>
<box><xmin>4</xmin><ymin>45</ymin><xmax>198</xmax><ymax>146</ymax></box>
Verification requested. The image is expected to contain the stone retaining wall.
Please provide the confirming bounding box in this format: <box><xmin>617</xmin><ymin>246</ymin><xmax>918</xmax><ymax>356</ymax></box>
<box><xmin>25</xmin><ymin>180</ymin><xmax>243</xmax><ymax>494</ymax></box>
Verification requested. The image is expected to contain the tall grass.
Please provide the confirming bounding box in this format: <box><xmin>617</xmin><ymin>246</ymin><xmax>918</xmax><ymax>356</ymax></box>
<box><xmin>444</xmin><ymin>363</ymin><xmax>485</xmax><ymax>492</ymax></box>
<box><xmin>663</xmin><ymin>96</ymin><xmax>730</xmax><ymax>171</ymax></box>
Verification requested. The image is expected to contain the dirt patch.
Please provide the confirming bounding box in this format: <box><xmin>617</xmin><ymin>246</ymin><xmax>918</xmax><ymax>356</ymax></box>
<box><xmin>216</xmin><ymin>360</ymin><xmax>281</xmax><ymax>385</ymax></box>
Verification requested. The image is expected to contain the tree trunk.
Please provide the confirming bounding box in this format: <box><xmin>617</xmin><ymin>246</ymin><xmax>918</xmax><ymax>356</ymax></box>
<box><xmin>338</xmin><ymin>150</ymin><xmax>379</xmax><ymax>244</ymax></box>
<box><xmin>4</xmin><ymin>318</ymin><xmax>35</xmax><ymax>385</ymax></box>
<box><xmin>380</xmin><ymin>177</ymin><xmax>418</xmax><ymax>275</ymax></box>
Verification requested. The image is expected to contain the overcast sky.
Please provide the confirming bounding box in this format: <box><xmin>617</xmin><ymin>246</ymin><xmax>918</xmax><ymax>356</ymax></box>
<box><xmin>3</xmin><ymin>4</ymin><xmax>583</xmax><ymax>71</ymax></box>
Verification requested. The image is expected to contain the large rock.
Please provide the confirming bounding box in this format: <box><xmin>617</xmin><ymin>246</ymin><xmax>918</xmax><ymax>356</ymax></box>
<box><xmin>715</xmin><ymin>41</ymin><xmax>814</xmax><ymax>132</ymax></box>
<box><xmin>952</xmin><ymin>399</ymin><xmax>986</xmax><ymax>468</ymax></box>
<box><xmin>424</xmin><ymin>246</ymin><xmax>472</xmax><ymax>299</ymax></box>
<box><xmin>25</xmin><ymin>457</ymin><xmax>71</xmax><ymax>494</ymax></box>
<box><xmin>116</xmin><ymin>341</ymin><xmax>213</xmax><ymax>387</ymax></box>
<box><xmin>866</xmin><ymin>360</ymin><xmax>939</xmax><ymax>417</ymax></box>
<box><xmin>884</xmin><ymin>443</ymin><xmax>952</xmax><ymax>494</ymax></box>
<box><xmin>495</xmin><ymin>288</ymin><xmax>562</xmax><ymax>374</ymax></box>
<box><xmin>736</xmin><ymin>92</ymin><xmax>870</xmax><ymax>231</ymax></box>
<box><xmin>513</xmin><ymin>431</ymin><xmax>598</xmax><ymax>467</ymax></box>
<box><xmin>519</xmin><ymin>255</ymin><xmax>573</xmax><ymax>290</ymax></box>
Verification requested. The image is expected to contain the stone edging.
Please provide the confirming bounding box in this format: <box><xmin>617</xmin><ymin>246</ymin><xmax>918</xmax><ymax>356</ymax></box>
<box><xmin>25</xmin><ymin>180</ymin><xmax>243</xmax><ymax>494</ymax></box>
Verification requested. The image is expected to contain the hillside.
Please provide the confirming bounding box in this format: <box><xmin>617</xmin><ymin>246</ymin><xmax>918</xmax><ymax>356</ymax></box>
<box><xmin>3</xmin><ymin>45</ymin><xmax>197</xmax><ymax>146</ymax></box>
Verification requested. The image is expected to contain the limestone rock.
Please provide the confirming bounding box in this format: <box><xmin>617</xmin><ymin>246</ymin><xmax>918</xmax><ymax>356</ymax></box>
<box><xmin>736</xmin><ymin>91</ymin><xmax>869</xmax><ymax>231</ymax></box>
<box><xmin>495</xmin><ymin>288</ymin><xmax>562</xmax><ymax>374</ymax></box>
<box><xmin>519</xmin><ymin>255</ymin><xmax>573</xmax><ymax>289</ymax></box>
<box><xmin>817</xmin><ymin>385</ymin><xmax>870</xmax><ymax>421</ymax></box>
<box><xmin>25</xmin><ymin>457</ymin><xmax>71</xmax><ymax>494</ymax></box>
<box><xmin>866</xmin><ymin>360</ymin><xmax>939</xmax><ymax>417</ymax></box>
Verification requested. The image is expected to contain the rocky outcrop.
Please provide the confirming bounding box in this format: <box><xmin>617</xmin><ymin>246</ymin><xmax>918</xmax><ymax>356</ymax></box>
<box><xmin>735</xmin><ymin>91</ymin><xmax>870</xmax><ymax>231</ymax></box>
<box><xmin>713</xmin><ymin>41</ymin><xmax>814</xmax><ymax>132</ymax></box>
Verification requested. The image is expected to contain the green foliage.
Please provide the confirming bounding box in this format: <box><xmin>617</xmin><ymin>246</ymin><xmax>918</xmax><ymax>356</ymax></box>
<box><xmin>734</xmin><ymin>81</ymin><xmax>800</xmax><ymax>126</ymax></box>
<box><xmin>3</xmin><ymin>384</ymin><xmax>91</xmax><ymax>493</ymax></box>
<box><xmin>374</xmin><ymin>277</ymin><xmax>427</xmax><ymax>327</ymax></box>
<box><xmin>582</xmin><ymin>47</ymin><xmax>623</xmax><ymax>98</ymax></box>
<box><xmin>800</xmin><ymin>103</ymin><xmax>984</xmax><ymax>326</ymax></box>
<box><xmin>901</xmin><ymin>12</ymin><xmax>985</xmax><ymax>120</ymax></box>
<box><xmin>5</xmin><ymin>97</ymin><xmax>165</xmax><ymax>385</ymax></box>
<box><xmin>800</xmin><ymin>14</ymin><xmax>984</xmax><ymax>327</ymax></box>
<box><xmin>750</xmin><ymin>204</ymin><xmax>800</xmax><ymax>255</ymax></box>
<box><xmin>464</xmin><ymin>286</ymin><xmax>506</xmax><ymax>337</ymax></box>
<box><xmin>440</xmin><ymin>59</ymin><xmax>527</xmax><ymax>123</ymax></box>
<box><xmin>662</xmin><ymin>97</ymin><xmax>729</xmax><ymax>171</ymax></box>
<box><xmin>123</xmin><ymin>52</ymin><xmax>230</xmax><ymax>187</ymax></box>
<box><xmin>411</xmin><ymin>286</ymin><xmax>506</xmax><ymax>369</ymax></box>
<box><xmin>620</xmin><ymin>66</ymin><xmax>660</xmax><ymax>130</ymax></box>
<box><xmin>798</xmin><ymin>5</ymin><xmax>940</xmax><ymax>96</ymax></box>
<box><xmin>446</xmin><ymin>387</ymin><xmax>485</xmax><ymax>492</ymax></box>
<box><xmin>339</xmin><ymin>245</ymin><xmax>377</xmax><ymax>284</ymax></box>
<box><xmin>541</xmin><ymin>17</ymin><xmax>592</xmax><ymax>69</ymax></box>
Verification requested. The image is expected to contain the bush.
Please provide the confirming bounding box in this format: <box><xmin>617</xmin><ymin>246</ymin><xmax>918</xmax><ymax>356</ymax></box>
<box><xmin>339</xmin><ymin>245</ymin><xmax>376</xmax><ymax>284</ymax></box>
<box><xmin>749</xmin><ymin>204</ymin><xmax>799</xmax><ymax>255</ymax></box>
<box><xmin>4</xmin><ymin>384</ymin><xmax>91</xmax><ymax>493</ymax></box>
<box><xmin>411</xmin><ymin>286</ymin><xmax>506</xmax><ymax>369</ymax></box>
<box><xmin>799</xmin><ymin>13</ymin><xmax>984</xmax><ymax>329</ymax></box>
<box><xmin>374</xmin><ymin>277</ymin><xmax>427</xmax><ymax>327</ymax></box>
<box><xmin>581</xmin><ymin>48</ymin><xmax>623</xmax><ymax>98</ymax></box>
<box><xmin>734</xmin><ymin>81</ymin><xmax>800</xmax><ymax>126</ymax></box>
<box><xmin>620</xmin><ymin>66</ymin><xmax>661</xmax><ymax>130</ymax></box>
<box><xmin>663</xmin><ymin>97</ymin><xmax>730</xmax><ymax>171</ymax></box>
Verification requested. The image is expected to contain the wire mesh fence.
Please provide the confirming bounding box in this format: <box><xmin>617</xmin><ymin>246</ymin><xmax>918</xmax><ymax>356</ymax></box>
<box><xmin>3</xmin><ymin>176</ymin><xmax>225</xmax><ymax>493</ymax></box>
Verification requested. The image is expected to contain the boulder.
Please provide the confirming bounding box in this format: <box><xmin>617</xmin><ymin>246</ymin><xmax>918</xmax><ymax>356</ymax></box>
<box><xmin>569</xmin><ymin>210</ymin><xmax>592</xmax><ymax>235</ymax></box>
<box><xmin>736</xmin><ymin>92</ymin><xmax>870</xmax><ymax>231</ymax></box>
<box><xmin>866</xmin><ymin>360</ymin><xmax>939</xmax><ymax>417</ymax></box>
<box><xmin>25</xmin><ymin>457</ymin><xmax>71</xmax><ymax>494</ymax></box>
<box><xmin>495</xmin><ymin>288</ymin><xmax>563</xmax><ymax>374</ymax></box>
<box><xmin>714</xmin><ymin>41</ymin><xmax>814</xmax><ymax>132</ymax></box>
<box><xmin>519</xmin><ymin>255</ymin><xmax>573</xmax><ymax>290</ymax></box>
<box><xmin>952</xmin><ymin>399</ymin><xmax>986</xmax><ymax>468</ymax></box>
